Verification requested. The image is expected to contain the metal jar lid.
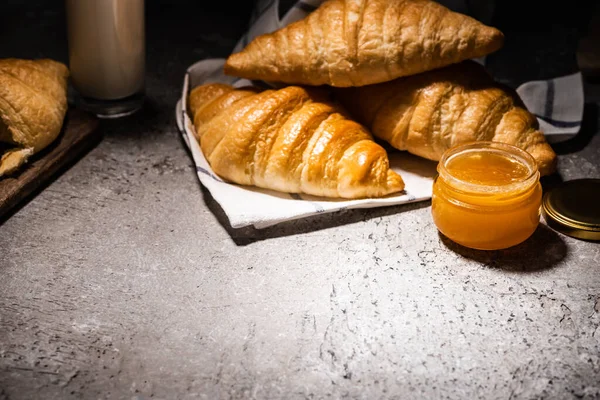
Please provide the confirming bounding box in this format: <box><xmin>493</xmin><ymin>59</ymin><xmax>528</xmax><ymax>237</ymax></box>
<box><xmin>542</xmin><ymin>178</ymin><xmax>600</xmax><ymax>241</ymax></box>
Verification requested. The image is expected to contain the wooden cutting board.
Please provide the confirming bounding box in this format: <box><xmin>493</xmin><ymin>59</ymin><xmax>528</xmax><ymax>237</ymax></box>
<box><xmin>0</xmin><ymin>108</ymin><xmax>101</xmax><ymax>221</ymax></box>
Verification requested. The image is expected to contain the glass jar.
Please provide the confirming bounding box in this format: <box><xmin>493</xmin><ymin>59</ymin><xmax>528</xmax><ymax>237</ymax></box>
<box><xmin>65</xmin><ymin>0</ymin><xmax>145</xmax><ymax>118</ymax></box>
<box><xmin>432</xmin><ymin>141</ymin><xmax>542</xmax><ymax>250</ymax></box>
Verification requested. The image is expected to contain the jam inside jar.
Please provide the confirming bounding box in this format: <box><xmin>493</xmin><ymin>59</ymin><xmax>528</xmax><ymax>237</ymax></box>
<box><xmin>432</xmin><ymin>141</ymin><xmax>542</xmax><ymax>250</ymax></box>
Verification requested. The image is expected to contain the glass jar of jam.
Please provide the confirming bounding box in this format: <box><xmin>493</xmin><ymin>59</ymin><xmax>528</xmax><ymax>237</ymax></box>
<box><xmin>432</xmin><ymin>141</ymin><xmax>542</xmax><ymax>250</ymax></box>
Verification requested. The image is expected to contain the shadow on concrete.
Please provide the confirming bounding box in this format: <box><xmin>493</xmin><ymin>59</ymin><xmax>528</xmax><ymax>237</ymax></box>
<box><xmin>438</xmin><ymin>223</ymin><xmax>568</xmax><ymax>272</ymax></box>
<box><xmin>98</xmin><ymin>97</ymin><xmax>165</xmax><ymax>141</ymax></box>
<box><xmin>198</xmin><ymin>184</ymin><xmax>431</xmax><ymax>246</ymax></box>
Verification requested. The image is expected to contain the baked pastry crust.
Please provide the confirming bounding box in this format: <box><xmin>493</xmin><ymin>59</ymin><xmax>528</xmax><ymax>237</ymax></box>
<box><xmin>334</xmin><ymin>60</ymin><xmax>557</xmax><ymax>175</ymax></box>
<box><xmin>224</xmin><ymin>0</ymin><xmax>504</xmax><ymax>87</ymax></box>
<box><xmin>188</xmin><ymin>83</ymin><xmax>405</xmax><ymax>198</ymax></box>
<box><xmin>0</xmin><ymin>58</ymin><xmax>69</xmax><ymax>177</ymax></box>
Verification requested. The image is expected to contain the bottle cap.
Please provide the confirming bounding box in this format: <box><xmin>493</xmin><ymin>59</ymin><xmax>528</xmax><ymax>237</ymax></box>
<box><xmin>542</xmin><ymin>178</ymin><xmax>600</xmax><ymax>241</ymax></box>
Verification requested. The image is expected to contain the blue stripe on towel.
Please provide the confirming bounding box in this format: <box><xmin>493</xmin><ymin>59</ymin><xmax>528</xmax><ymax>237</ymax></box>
<box><xmin>534</xmin><ymin>115</ymin><xmax>581</xmax><ymax>128</ymax></box>
<box><xmin>533</xmin><ymin>79</ymin><xmax>580</xmax><ymax>129</ymax></box>
<box><xmin>196</xmin><ymin>166</ymin><xmax>224</xmax><ymax>182</ymax></box>
<box><xmin>544</xmin><ymin>80</ymin><xmax>555</xmax><ymax>120</ymax></box>
<box><xmin>289</xmin><ymin>193</ymin><xmax>325</xmax><ymax>213</ymax></box>
<box><xmin>240</xmin><ymin>32</ymin><xmax>248</xmax><ymax>47</ymax></box>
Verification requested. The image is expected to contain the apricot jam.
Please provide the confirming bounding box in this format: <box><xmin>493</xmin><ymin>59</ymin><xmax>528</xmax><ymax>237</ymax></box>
<box><xmin>432</xmin><ymin>142</ymin><xmax>542</xmax><ymax>250</ymax></box>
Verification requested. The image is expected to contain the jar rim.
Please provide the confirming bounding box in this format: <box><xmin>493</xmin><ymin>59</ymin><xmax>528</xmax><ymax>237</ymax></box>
<box><xmin>437</xmin><ymin>141</ymin><xmax>540</xmax><ymax>194</ymax></box>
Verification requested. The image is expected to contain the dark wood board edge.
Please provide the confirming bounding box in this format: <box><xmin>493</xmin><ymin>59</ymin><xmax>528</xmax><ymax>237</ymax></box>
<box><xmin>0</xmin><ymin>108</ymin><xmax>101</xmax><ymax>222</ymax></box>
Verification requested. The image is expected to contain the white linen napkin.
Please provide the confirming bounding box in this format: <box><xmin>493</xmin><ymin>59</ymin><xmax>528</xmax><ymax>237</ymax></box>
<box><xmin>176</xmin><ymin>0</ymin><xmax>584</xmax><ymax>229</ymax></box>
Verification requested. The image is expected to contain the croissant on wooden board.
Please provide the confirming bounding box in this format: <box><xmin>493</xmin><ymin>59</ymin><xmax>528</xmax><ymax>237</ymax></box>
<box><xmin>0</xmin><ymin>58</ymin><xmax>69</xmax><ymax>177</ymax></box>
<box><xmin>333</xmin><ymin>60</ymin><xmax>557</xmax><ymax>176</ymax></box>
<box><xmin>187</xmin><ymin>83</ymin><xmax>405</xmax><ymax>199</ymax></box>
<box><xmin>224</xmin><ymin>0</ymin><xmax>504</xmax><ymax>87</ymax></box>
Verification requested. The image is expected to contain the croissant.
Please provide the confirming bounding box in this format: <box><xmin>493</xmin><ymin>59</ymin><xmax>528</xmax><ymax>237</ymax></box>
<box><xmin>333</xmin><ymin>61</ymin><xmax>557</xmax><ymax>176</ymax></box>
<box><xmin>224</xmin><ymin>0</ymin><xmax>504</xmax><ymax>87</ymax></box>
<box><xmin>188</xmin><ymin>83</ymin><xmax>405</xmax><ymax>199</ymax></box>
<box><xmin>0</xmin><ymin>58</ymin><xmax>69</xmax><ymax>177</ymax></box>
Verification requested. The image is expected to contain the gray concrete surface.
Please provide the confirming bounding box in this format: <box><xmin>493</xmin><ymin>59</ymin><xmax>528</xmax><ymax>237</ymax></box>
<box><xmin>1</xmin><ymin>1</ymin><xmax>600</xmax><ymax>399</ymax></box>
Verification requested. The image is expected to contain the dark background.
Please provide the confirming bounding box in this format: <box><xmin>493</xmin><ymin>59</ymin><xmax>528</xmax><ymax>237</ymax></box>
<box><xmin>0</xmin><ymin>0</ymin><xmax>598</xmax><ymax>86</ymax></box>
<box><xmin>0</xmin><ymin>0</ymin><xmax>595</xmax><ymax>143</ymax></box>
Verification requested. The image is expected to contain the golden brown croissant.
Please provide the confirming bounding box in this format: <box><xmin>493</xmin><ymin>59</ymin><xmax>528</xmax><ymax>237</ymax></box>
<box><xmin>333</xmin><ymin>61</ymin><xmax>557</xmax><ymax>176</ymax></box>
<box><xmin>0</xmin><ymin>58</ymin><xmax>69</xmax><ymax>177</ymax></box>
<box><xmin>188</xmin><ymin>83</ymin><xmax>405</xmax><ymax>198</ymax></box>
<box><xmin>224</xmin><ymin>0</ymin><xmax>504</xmax><ymax>87</ymax></box>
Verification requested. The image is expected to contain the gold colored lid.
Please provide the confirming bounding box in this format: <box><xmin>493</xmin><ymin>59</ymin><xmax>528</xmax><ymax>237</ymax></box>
<box><xmin>542</xmin><ymin>178</ymin><xmax>600</xmax><ymax>241</ymax></box>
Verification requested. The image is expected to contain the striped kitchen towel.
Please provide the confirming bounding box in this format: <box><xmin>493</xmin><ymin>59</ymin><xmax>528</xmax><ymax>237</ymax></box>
<box><xmin>176</xmin><ymin>0</ymin><xmax>584</xmax><ymax>229</ymax></box>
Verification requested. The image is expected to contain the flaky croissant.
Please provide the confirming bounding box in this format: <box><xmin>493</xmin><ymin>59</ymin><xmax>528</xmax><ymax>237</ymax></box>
<box><xmin>224</xmin><ymin>0</ymin><xmax>504</xmax><ymax>87</ymax></box>
<box><xmin>188</xmin><ymin>83</ymin><xmax>405</xmax><ymax>199</ymax></box>
<box><xmin>334</xmin><ymin>61</ymin><xmax>557</xmax><ymax>176</ymax></box>
<box><xmin>0</xmin><ymin>58</ymin><xmax>69</xmax><ymax>177</ymax></box>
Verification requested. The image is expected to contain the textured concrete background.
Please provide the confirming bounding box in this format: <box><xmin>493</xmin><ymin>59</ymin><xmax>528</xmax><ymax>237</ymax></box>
<box><xmin>1</xmin><ymin>1</ymin><xmax>600</xmax><ymax>399</ymax></box>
